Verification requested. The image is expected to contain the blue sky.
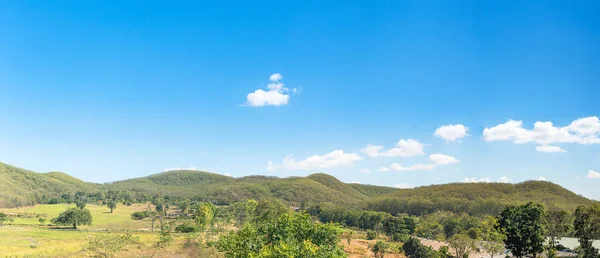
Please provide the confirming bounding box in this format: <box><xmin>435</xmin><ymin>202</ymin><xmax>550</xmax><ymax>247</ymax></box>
<box><xmin>1</xmin><ymin>1</ymin><xmax>599</xmax><ymax>199</ymax></box>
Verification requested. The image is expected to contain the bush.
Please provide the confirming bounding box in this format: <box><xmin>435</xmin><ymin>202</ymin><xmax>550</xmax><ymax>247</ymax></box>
<box><xmin>366</xmin><ymin>230</ymin><xmax>379</xmax><ymax>240</ymax></box>
<box><xmin>391</xmin><ymin>233</ymin><xmax>409</xmax><ymax>242</ymax></box>
<box><xmin>130</xmin><ymin>211</ymin><xmax>155</xmax><ymax>220</ymax></box>
<box><xmin>175</xmin><ymin>223</ymin><xmax>200</xmax><ymax>233</ymax></box>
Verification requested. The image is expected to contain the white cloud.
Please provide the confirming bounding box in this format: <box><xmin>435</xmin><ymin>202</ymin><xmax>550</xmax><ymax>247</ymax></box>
<box><xmin>351</xmin><ymin>181</ymin><xmax>361</xmax><ymax>184</ymax></box>
<box><xmin>378</xmin><ymin>167</ymin><xmax>390</xmax><ymax>172</ymax></box>
<box><xmin>269</xmin><ymin>73</ymin><xmax>282</xmax><ymax>82</ymax></box>
<box><xmin>267</xmin><ymin>161</ymin><xmax>276</xmax><ymax>172</ymax></box>
<box><xmin>536</xmin><ymin>176</ymin><xmax>548</xmax><ymax>181</ymax></box>
<box><xmin>535</xmin><ymin>145</ymin><xmax>567</xmax><ymax>153</ymax></box>
<box><xmin>587</xmin><ymin>170</ymin><xmax>600</xmax><ymax>179</ymax></box>
<box><xmin>429</xmin><ymin>154</ymin><xmax>460</xmax><ymax>165</ymax></box>
<box><xmin>360</xmin><ymin>168</ymin><xmax>371</xmax><ymax>173</ymax></box>
<box><xmin>483</xmin><ymin>117</ymin><xmax>600</xmax><ymax>150</ymax></box>
<box><xmin>280</xmin><ymin>150</ymin><xmax>363</xmax><ymax>170</ymax></box>
<box><xmin>499</xmin><ymin>175</ymin><xmax>511</xmax><ymax>183</ymax></box>
<box><xmin>463</xmin><ymin>177</ymin><xmax>491</xmax><ymax>183</ymax></box>
<box><xmin>390</xmin><ymin>163</ymin><xmax>436</xmax><ymax>171</ymax></box>
<box><xmin>435</xmin><ymin>124</ymin><xmax>469</xmax><ymax>142</ymax></box>
<box><xmin>164</xmin><ymin>167</ymin><xmax>198</xmax><ymax>172</ymax></box>
<box><xmin>246</xmin><ymin>73</ymin><xmax>297</xmax><ymax>107</ymax></box>
<box><xmin>393</xmin><ymin>183</ymin><xmax>415</xmax><ymax>189</ymax></box>
<box><xmin>361</xmin><ymin>139</ymin><xmax>425</xmax><ymax>158</ymax></box>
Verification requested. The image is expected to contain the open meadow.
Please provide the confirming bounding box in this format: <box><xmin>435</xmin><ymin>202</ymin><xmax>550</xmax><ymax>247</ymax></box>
<box><xmin>0</xmin><ymin>204</ymin><xmax>214</xmax><ymax>257</ymax></box>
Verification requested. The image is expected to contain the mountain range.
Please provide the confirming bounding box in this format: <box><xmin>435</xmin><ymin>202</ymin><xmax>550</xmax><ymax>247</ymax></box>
<box><xmin>0</xmin><ymin>162</ymin><xmax>593</xmax><ymax>215</ymax></box>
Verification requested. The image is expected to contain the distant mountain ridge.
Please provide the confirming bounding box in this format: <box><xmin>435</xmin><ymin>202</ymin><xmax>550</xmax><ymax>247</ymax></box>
<box><xmin>0</xmin><ymin>162</ymin><xmax>594</xmax><ymax>215</ymax></box>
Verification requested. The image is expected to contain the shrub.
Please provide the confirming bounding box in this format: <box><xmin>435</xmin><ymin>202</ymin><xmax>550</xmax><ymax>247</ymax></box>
<box><xmin>366</xmin><ymin>230</ymin><xmax>379</xmax><ymax>240</ymax></box>
<box><xmin>175</xmin><ymin>223</ymin><xmax>200</xmax><ymax>233</ymax></box>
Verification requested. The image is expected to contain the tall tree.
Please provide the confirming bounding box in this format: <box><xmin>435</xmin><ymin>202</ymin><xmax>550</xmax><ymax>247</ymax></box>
<box><xmin>573</xmin><ymin>204</ymin><xmax>600</xmax><ymax>258</ymax></box>
<box><xmin>545</xmin><ymin>208</ymin><xmax>571</xmax><ymax>250</ymax></box>
<box><xmin>51</xmin><ymin>208</ymin><xmax>93</xmax><ymax>229</ymax></box>
<box><xmin>448</xmin><ymin>233</ymin><xmax>476</xmax><ymax>258</ymax></box>
<box><xmin>479</xmin><ymin>216</ymin><xmax>506</xmax><ymax>258</ymax></box>
<box><xmin>107</xmin><ymin>200</ymin><xmax>117</xmax><ymax>213</ymax></box>
<box><xmin>195</xmin><ymin>202</ymin><xmax>216</xmax><ymax>230</ymax></box>
<box><xmin>76</xmin><ymin>196</ymin><xmax>87</xmax><ymax>209</ymax></box>
<box><xmin>496</xmin><ymin>202</ymin><xmax>546</xmax><ymax>258</ymax></box>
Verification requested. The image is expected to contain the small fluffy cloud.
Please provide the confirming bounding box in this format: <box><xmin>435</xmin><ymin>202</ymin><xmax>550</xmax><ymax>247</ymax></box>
<box><xmin>361</xmin><ymin>139</ymin><xmax>425</xmax><ymax>158</ymax></box>
<box><xmin>463</xmin><ymin>177</ymin><xmax>492</xmax><ymax>183</ymax></box>
<box><xmin>269</xmin><ymin>73</ymin><xmax>282</xmax><ymax>82</ymax></box>
<box><xmin>246</xmin><ymin>73</ymin><xmax>297</xmax><ymax>106</ymax></box>
<box><xmin>435</xmin><ymin>124</ymin><xmax>469</xmax><ymax>142</ymax></box>
<box><xmin>379</xmin><ymin>153</ymin><xmax>459</xmax><ymax>172</ymax></box>
<box><xmin>279</xmin><ymin>150</ymin><xmax>363</xmax><ymax>170</ymax></box>
<box><xmin>390</xmin><ymin>163</ymin><xmax>436</xmax><ymax>171</ymax></box>
<box><xmin>393</xmin><ymin>183</ymin><xmax>415</xmax><ymax>189</ymax></box>
<box><xmin>499</xmin><ymin>175</ymin><xmax>511</xmax><ymax>183</ymax></box>
<box><xmin>536</xmin><ymin>176</ymin><xmax>548</xmax><ymax>181</ymax></box>
<box><xmin>429</xmin><ymin>154</ymin><xmax>460</xmax><ymax>165</ymax></box>
<box><xmin>378</xmin><ymin>167</ymin><xmax>390</xmax><ymax>172</ymax></box>
<box><xmin>587</xmin><ymin>170</ymin><xmax>600</xmax><ymax>179</ymax></box>
<box><xmin>535</xmin><ymin>145</ymin><xmax>566</xmax><ymax>153</ymax></box>
<box><xmin>483</xmin><ymin>117</ymin><xmax>600</xmax><ymax>151</ymax></box>
<box><xmin>360</xmin><ymin>168</ymin><xmax>371</xmax><ymax>173</ymax></box>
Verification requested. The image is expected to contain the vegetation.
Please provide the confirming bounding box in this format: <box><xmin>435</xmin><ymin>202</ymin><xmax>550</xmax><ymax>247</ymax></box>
<box><xmin>367</xmin><ymin>181</ymin><xmax>592</xmax><ymax>216</ymax></box>
<box><xmin>51</xmin><ymin>207</ymin><xmax>93</xmax><ymax>229</ymax></box>
<box><xmin>574</xmin><ymin>203</ymin><xmax>600</xmax><ymax>257</ymax></box>
<box><xmin>84</xmin><ymin>233</ymin><xmax>141</xmax><ymax>257</ymax></box>
<box><xmin>217</xmin><ymin>211</ymin><xmax>346</xmax><ymax>257</ymax></box>
<box><xmin>107</xmin><ymin>200</ymin><xmax>117</xmax><ymax>213</ymax></box>
<box><xmin>0</xmin><ymin>212</ymin><xmax>13</xmax><ymax>226</ymax></box>
<box><xmin>496</xmin><ymin>202</ymin><xmax>546</xmax><ymax>258</ymax></box>
<box><xmin>2</xmin><ymin>161</ymin><xmax>600</xmax><ymax>257</ymax></box>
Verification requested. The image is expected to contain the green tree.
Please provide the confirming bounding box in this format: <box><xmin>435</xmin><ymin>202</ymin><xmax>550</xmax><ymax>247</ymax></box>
<box><xmin>253</xmin><ymin>198</ymin><xmax>287</xmax><ymax>222</ymax></box>
<box><xmin>496</xmin><ymin>202</ymin><xmax>546</xmax><ymax>258</ymax></box>
<box><xmin>157</xmin><ymin>221</ymin><xmax>174</xmax><ymax>247</ymax></box>
<box><xmin>231</xmin><ymin>199</ymin><xmax>258</xmax><ymax>226</ymax></box>
<box><xmin>448</xmin><ymin>233</ymin><xmax>476</xmax><ymax>258</ymax></box>
<box><xmin>0</xmin><ymin>212</ymin><xmax>13</xmax><ymax>226</ymax></box>
<box><xmin>107</xmin><ymin>200</ymin><xmax>117</xmax><ymax>213</ymax></box>
<box><xmin>51</xmin><ymin>207</ymin><xmax>93</xmax><ymax>229</ymax></box>
<box><xmin>194</xmin><ymin>202</ymin><xmax>216</xmax><ymax>230</ymax></box>
<box><xmin>573</xmin><ymin>204</ymin><xmax>600</xmax><ymax>258</ymax></box>
<box><xmin>371</xmin><ymin>240</ymin><xmax>389</xmax><ymax>258</ymax></box>
<box><xmin>545</xmin><ymin>208</ymin><xmax>571</xmax><ymax>250</ymax></box>
<box><xmin>403</xmin><ymin>237</ymin><xmax>440</xmax><ymax>258</ymax></box>
<box><xmin>38</xmin><ymin>217</ymin><xmax>46</xmax><ymax>225</ymax></box>
<box><xmin>217</xmin><ymin>212</ymin><xmax>346</xmax><ymax>258</ymax></box>
<box><xmin>480</xmin><ymin>216</ymin><xmax>506</xmax><ymax>258</ymax></box>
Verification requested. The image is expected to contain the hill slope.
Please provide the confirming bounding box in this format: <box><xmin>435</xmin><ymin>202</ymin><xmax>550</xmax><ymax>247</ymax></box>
<box><xmin>366</xmin><ymin>181</ymin><xmax>593</xmax><ymax>216</ymax></box>
<box><xmin>0</xmin><ymin>162</ymin><xmax>594</xmax><ymax>215</ymax></box>
<box><xmin>106</xmin><ymin>171</ymin><xmax>394</xmax><ymax>206</ymax></box>
<box><xmin>0</xmin><ymin>163</ymin><xmax>99</xmax><ymax>207</ymax></box>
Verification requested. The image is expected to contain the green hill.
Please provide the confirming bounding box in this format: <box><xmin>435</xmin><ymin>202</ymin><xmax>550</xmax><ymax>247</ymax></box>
<box><xmin>0</xmin><ymin>163</ymin><xmax>99</xmax><ymax>207</ymax></box>
<box><xmin>0</xmin><ymin>162</ymin><xmax>594</xmax><ymax>216</ymax></box>
<box><xmin>105</xmin><ymin>171</ymin><xmax>392</xmax><ymax>206</ymax></box>
<box><xmin>366</xmin><ymin>181</ymin><xmax>593</xmax><ymax>216</ymax></box>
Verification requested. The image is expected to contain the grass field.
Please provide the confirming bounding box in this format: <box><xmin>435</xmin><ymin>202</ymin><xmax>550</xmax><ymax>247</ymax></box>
<box><xmin>0</xmin><ymin>204</ymin><xmax>192</xmax><ymax>257</ymax></box>
<box><xmin>0</xmin><ymin>203</ymin><xmax>152</xmax><ymax>230</ymax></box>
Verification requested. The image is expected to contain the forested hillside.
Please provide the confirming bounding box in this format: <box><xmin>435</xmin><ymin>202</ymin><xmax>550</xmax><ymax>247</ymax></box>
<box><xmin>0</xmin><ymin>163</ymin><xmax>99</xmax><ymax>207</ymax></box>
<box><xmin>366</xmin><ymin>181</ymin><xmax>592</xmax><ymax>216</ymax></box>
<box><xmin>0</xmin><ymin>162</ymin><xmax>594</xmax><ymax>216</ymax></box>
<box><xmin>105</xmin><ymin>171</ymin><xmax>396</xmax><ymax>206</ymax></box>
